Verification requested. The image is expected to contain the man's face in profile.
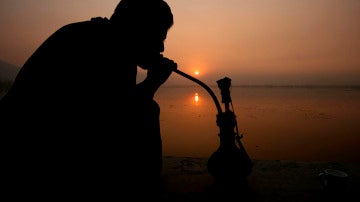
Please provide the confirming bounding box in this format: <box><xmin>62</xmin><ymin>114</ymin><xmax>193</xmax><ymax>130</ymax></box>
<box><xmin>135</xmin><ymin>26</ymin><xmax>169</xmax><ymax>70</ymax></box>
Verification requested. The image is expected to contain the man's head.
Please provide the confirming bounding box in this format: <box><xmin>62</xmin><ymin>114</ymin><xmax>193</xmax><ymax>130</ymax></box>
<box><xmin>110</xmin><ymin>0</ymin><xmax>174</xmax><ymax>65</ymax></box>
<box><xmin>110</xmin><ymin>0</ymin><xmax>173</xmax><ymax>31</ymax></box>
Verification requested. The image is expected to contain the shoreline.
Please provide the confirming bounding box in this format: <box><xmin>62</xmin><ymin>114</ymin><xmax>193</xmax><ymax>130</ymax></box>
<box><xmin>161</xmin><ymin>156</ymin><xmax>360</xmax><ymax>201</ymax></box>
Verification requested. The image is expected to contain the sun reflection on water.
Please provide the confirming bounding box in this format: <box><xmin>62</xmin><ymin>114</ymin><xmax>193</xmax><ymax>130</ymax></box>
<box><xmin>194</xmin><ymin>93</ymin><xmax>199</xmax><ymax>105</ymax></box>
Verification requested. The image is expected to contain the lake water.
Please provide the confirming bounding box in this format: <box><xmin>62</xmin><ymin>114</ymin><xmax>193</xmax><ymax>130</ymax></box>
<box><xmin>1</xmin><ymin>84</ymin><xmax>359</xmax><ymax>163</ymax></box>
<box><xmin>155</xmin><ymin>85</ymin><xmax>360</xmax><ymax>163</ymax></box>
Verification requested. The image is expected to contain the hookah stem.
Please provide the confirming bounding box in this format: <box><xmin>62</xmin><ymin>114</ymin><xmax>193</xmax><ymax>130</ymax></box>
<box><xmin>173</xmin><ymin>69</ymin><xmax>222</xmax><ymax>114</ymax></box>
<box><xmin>230</xmin><ymin>102</ymin><xmax>241</xmax><ymax>137</ymax></box>
<box><xmin>231</xmin><ymin>101</ymin><xmax>244</xmax><ymax>148</ymax></box>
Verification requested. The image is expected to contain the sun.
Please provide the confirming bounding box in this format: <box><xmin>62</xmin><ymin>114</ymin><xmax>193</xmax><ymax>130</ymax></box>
<box><xmin>194</xmin><ymin>70</ymin><xmax>200</xmax><ymax>76</ymax></box>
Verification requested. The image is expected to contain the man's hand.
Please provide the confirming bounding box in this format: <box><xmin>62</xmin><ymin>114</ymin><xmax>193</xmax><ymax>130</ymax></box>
<box><xmin>136</xmin><ymin>55</ymin><xmax>177</xmax><ymax>99</ymax></box>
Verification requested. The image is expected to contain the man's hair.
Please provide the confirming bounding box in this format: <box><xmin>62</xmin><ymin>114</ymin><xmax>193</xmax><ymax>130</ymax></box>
<box><xmin>110</xmin><ymin>0</ymin><xmax>173</xmax><ymax>31</ymax></box>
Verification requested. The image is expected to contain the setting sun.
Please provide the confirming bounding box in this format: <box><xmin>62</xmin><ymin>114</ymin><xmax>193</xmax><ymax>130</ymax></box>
<box><xmin>194</xmin><ymin>71</ymin><xmax>200</xmax><ymax>76</ymax></box>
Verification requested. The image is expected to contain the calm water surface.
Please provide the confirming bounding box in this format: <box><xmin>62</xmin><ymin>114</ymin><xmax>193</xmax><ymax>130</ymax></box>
<box><xmin>155</xmin><ymin>86</ymin><xmax>360</xmax><ymax>162</ymax></box>
<box><xmin>1</xmin><ymin>85</ymin><xmax>359</xmax><ymax>162</ymax></box>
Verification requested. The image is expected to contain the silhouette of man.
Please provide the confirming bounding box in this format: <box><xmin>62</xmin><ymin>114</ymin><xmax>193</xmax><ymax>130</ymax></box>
<box><xmin>1</xmin><ymin>0</ymin><xmax>176</xmax><ymax>199</ymax></box>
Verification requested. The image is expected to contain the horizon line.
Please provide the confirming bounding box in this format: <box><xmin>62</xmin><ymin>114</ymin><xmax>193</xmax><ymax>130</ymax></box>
<box><xmin>162</xmin><ymin>84</ymin><xmax>360</xmax><ymax>89</ymax></box>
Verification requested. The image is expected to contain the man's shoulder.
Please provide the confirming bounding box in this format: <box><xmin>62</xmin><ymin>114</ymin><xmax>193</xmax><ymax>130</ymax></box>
<box><xmin>55</xmin><ymin>17</ymin><xmax>109</xmax><ymax>36</ymax></box>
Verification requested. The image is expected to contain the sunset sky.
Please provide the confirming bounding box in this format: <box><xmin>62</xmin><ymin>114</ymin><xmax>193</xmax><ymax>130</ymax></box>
<box><xmin>1</xmin><ymin>0</ymin><xmax>359</xmax><ymax>85</ymax></box>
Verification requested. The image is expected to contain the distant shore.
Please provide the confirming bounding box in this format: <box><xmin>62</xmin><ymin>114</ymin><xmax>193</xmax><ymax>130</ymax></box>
<box><xmin>161</xmin><ymin>156</ymin><xmax>360</xmax><ymax>201</ymax></box>
<box><xmin>161</xmin><ymin>84</ymin><xmax>360</xmax><ymax>89</ymax></box>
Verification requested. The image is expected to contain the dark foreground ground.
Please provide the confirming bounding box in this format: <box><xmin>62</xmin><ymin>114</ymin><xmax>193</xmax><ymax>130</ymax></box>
<box><xmin>160</xmin><ymin>156</ymin><xmax>360</xmax><ymax>202</ymax></box>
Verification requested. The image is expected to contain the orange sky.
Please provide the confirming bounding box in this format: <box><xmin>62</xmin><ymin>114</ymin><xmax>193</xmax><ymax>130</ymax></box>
<box><xmin>1</xmin><ymin>0</ymin><xmax>359</xmax><ymax>85</ymax></box>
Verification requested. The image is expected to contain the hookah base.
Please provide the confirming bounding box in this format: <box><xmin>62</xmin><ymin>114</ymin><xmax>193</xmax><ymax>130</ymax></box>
<box><xmin>207</xmin><ymin>147</ymin><xmax>253</xmax><ymax>182</ymax></box>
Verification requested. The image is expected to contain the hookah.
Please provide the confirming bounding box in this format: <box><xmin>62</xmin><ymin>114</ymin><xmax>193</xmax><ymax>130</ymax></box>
<box><xmin>173</xmin><ymin>68</ymin><xmax>253</xmax><ymax>184</ymax></box>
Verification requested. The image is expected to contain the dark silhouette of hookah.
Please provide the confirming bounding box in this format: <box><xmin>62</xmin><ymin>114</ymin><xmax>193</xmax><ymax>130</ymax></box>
<box><xmin>173</xmin><ymin>69</ymin><xmax>253</xmax><ymax>185</ymax></box>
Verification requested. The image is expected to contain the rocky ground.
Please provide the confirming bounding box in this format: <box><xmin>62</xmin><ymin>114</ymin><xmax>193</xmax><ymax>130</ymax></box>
<box><xmin>160</xmin><ymin>156</ymin><xmax>360</xmax><ymax>201</ymax></box>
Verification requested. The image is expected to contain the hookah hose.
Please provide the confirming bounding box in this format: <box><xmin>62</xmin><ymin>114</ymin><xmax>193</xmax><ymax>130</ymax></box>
<box><xmin>173</xmin><ymin>69</ymin><xmax>222</xmax><ymax>114</ymax></box>
<box><xmin>173</xmin><ymin>68</ymin><xmax>244</xmax><ymax>143</ymax></box>
<box><xmin>158</xmin><ymin>54</ymin><xmax>222</xmax><ymax>112</ymax></box>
